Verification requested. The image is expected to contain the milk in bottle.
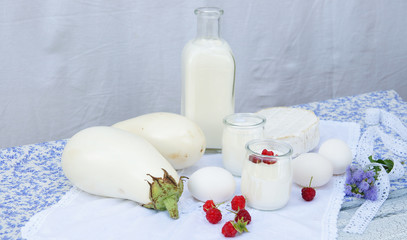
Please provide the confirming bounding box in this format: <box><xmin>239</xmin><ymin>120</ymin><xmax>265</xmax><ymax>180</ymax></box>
<box><xmin>181</xmin><ymin>7</ymin><xmax>235</xmax><ymax>150</ymax></box>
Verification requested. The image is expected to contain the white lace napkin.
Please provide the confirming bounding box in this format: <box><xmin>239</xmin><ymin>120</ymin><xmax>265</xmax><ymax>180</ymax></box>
<box><xmin>22</xmin><ymin>120</ymin><xmax>360</xmax><ymax>240</ymax></box>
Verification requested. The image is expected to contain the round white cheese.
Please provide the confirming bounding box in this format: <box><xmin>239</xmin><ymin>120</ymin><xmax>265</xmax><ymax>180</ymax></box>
<box><xmin>257</xmin><ymin>107</ymin><xmax>320</xmax><ymax>157</ymax></box>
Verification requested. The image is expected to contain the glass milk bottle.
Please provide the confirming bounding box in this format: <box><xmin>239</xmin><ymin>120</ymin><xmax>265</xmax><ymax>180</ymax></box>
<box><xmin>241</xmin><ymin>139</ymin><xmax>293</xmax><ymax>210</ymax></box>
<box><xmin>222</xmin><ymin>113</ymin><xmax>266</xmax><ymax>176</ymax></box>
<box><xmin>181</xmin><ymin>7</ymin><xmax>236</xmax><ymax>150</ymax></box>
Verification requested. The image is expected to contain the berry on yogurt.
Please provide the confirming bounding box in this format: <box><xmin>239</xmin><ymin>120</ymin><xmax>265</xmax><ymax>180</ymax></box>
<box><xmin>249</xmin><ymin>149</ymin><xmax>277</xmax><ymax>165</ymax></box>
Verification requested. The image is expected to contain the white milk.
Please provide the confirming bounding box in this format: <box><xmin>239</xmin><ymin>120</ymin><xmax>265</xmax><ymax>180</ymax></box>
<box><xmin>182</xmin><ymin>39</ymin><xmax>235</xmax><ymax>149</ymax></box>
<box><xmin>241</xmin><ymin>158</ymin><xmax>292</xmax><ymax>210</ymax></box>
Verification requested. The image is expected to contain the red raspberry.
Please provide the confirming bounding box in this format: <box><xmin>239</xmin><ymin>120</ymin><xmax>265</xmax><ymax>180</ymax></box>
<box><xmin>261</xmin><ymin>148</ymin><xmax>274</xmax><ymax>156</ymax></box>
<box><xmin>231</xmin><ymin>195</ymin><xmax>246</xmax><ymax>211</ymax></box>
<box><xmin>302</xmin><ymin>176</ymin><xmax>316</xmax><ymax>201</ymax></box>
<box><xmin>302</xmin><ymin>187</ymin><xmax>316</xmax><ymax>201</ymax></box>
<box><xmin>262</xmin><ymin>157</ymin><xmax>277</xmax><ymax>165</ymax></box>
<box><xmin>249</xmin><ymin>155</ymin><xmax>261</xmax><ymax>163</ymax></box>
<box><xmin>206</xmin><ymin>208</ymin><xmax>222</xmax><ymax>224</ymax></box>
<box><xmin>203</xmin><ymin>200</ymin><xmax>216</xmax><ymax>212</ymax></box>
<box><xmin>222</xmin><ymin>221</ymin><xmax>237</xmax><ymax>237</ymax></box>
<box><xmin>234</xmin><ymin>209</ymin><xmax>251</xmax><ymax>225</ymax></box>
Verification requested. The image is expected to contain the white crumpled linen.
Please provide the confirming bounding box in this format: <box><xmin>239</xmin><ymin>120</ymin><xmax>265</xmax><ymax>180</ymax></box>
<box><xmin>22</xmin><ymin>120</ymin><xmax>360</xmax><ymax>240</ymax></box>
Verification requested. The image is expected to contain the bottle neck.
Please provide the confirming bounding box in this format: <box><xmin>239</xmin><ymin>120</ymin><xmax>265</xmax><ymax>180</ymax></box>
<box><xmin>195</xmin><ymin>7</ymin><xmax>223</xmax><ymax>39</ymax></box>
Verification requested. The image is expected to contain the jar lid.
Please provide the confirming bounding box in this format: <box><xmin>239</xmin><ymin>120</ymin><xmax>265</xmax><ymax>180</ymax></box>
<box><xmin>223</xmin><ymin>113</ymin><xmax>266</xmax><ymax>128</ymax></box>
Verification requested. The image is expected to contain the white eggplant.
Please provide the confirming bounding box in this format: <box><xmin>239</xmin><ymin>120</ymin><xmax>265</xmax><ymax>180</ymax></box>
<box><xmin>112</xmin><ymin>112</ymin><xmax>206</xmax><ymax>169</ymax></box>
<box><xmin>61</xmin><ymin>126</ymin><xmax>186</xmax><ymax>219</ymax></box>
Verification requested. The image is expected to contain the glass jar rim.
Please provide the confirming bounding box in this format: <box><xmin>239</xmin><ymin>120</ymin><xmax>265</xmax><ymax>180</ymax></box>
<box><xmin>194</xmin><ymin>7</ymin><xmax>224</xmax><ymax>17</ymax></box>
<box><xmin>245</xmin><ymin>139</ymin><xmax>293</xmax><ymax>158</ymax></box>
<box><xmin>223</xmin><ymin>113</ymin><xmax>266</xmax><ymax>128</ymax></box>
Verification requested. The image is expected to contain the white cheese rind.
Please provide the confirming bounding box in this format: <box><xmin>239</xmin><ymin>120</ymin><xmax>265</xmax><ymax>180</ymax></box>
<box><xmin>257</xmin><ymin>107</ymin><xmax>320</xmax><ymax>157</ymax></box>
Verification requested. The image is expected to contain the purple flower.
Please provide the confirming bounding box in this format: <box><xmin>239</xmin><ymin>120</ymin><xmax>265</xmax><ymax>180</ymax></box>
<box><xmin>365</xmin><ymin>186</ymin><xmax>378</xmax><ymax>201</ymax></box>
<box><xmin>344</xmin><ymin>164</ymin><xmax>379</xmax><ymax>201</ymax></box>
<box><xmin>344</xmin><ymin>185</ymin><xmax>353</xmax><ymax>195</ymax></box>
<box><xmin>353</xmin><ymin>169</ymin><xmax>365</xmax><ymax>182</ymax></box>
<box><xmin>349</xmin><ymin>165</ymin><xmax>358</xmax><ymax>172</ymax></box>
<box><xmin>346</xmin><ymin>174</ymin><xmax>354</xmax><ymax>185</ymax></box>
<box><xmin>358</xmin><ymin>181</ymin><xmax>370</xmax><ymax>192</ymax></box>
<box><xmin>364</xmin><ymin>170</ymin><xmax>375</xmax><ymax>180</ymax></box>
<box><xmin>346</xmin><ymin>165</ymin><xmax>352</xmax><ymax>175</ymax></box>
<box><xmin>345</xmin><ymin>166</ymin><xmax>353</xmax><ymax>180</ymax></box>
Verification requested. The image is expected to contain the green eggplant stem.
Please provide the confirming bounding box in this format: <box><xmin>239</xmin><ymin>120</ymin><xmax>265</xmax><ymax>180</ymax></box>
<box><xmin>143</xmin><ymin>169</ymin><xmax>186</xmax><ymax>219</ymax></box>
<box><xmin>163</xmin><ymin>196</ymin><xmax>179</xmax><ymax>219</ymax></box>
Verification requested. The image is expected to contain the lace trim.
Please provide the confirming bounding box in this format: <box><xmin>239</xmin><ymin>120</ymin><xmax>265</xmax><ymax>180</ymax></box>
<box><xmin>324</xmin><ymin>175</ymin><xmax>346</xmax><ymax>240</ymax></box>
<box><xmin>21</xmin><ymin>186</ymin><xmax>81</xmax><ymax>240</ymax></box>
<box><xmin>343</xmin><ymin>164</ymin><xmax>390</xmax><ymax>233</ymax></box>
<box><xmin>324</xmin><ymin>120</ymin><xmax>360</xmax><ymax>239</ymax></box>
<box><xmin>344</xmin><ymin>108</ymin><xmax>406</xmax><ymax>234</ymax></box>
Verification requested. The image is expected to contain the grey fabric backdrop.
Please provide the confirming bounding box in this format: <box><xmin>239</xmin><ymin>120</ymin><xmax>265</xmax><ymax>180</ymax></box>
<box><xmin>0</xmin><ymin>0</ymin><xmax>406</xmax><ymax>148</ymax></box>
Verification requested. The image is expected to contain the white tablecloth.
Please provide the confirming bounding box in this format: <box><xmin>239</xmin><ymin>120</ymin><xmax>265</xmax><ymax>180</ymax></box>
<box><xmin>21</xmin><ymin>120</ymin><xmax>360</xmax><ymax>240</ymax></box>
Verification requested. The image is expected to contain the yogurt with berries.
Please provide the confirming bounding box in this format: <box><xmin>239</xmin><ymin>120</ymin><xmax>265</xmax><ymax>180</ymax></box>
<box><xmin>241</xmin><ymin>139</ymin><xmax>293</xmax><ymax>210</ymax></box>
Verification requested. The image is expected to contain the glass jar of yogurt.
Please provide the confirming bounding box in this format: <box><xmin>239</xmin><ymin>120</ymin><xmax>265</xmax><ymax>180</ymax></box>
<box><xmin>222</xmin><ymin>113</ymin><xmax>266</xmax><ymax>176</ymax></box>
<box><xmin>241</xmin><ymin>139</ymin><xmax>293</xmax><ymax>210</ymax></box>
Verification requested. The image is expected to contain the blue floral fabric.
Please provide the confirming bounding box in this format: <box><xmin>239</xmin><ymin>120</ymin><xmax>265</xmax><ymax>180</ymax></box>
<box><xmin>296</xmin><ymin>90</ymin><xmax>407</xmax><ymax>192</ymax></box>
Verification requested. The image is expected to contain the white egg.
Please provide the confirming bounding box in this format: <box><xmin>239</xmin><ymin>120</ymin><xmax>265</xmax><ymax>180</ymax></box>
<box><xmin>293</xmin><ymin>153</ymin><xmax>333</xmax><ymax>187</ymax></box>
<box><xmin>187</xmin><ymin>166</ymin><xmax>236</xmax><ymax>203</ymax></box>
<box><xmin>318</xmin><ymin>138</ymin><xmax>353</xmax><ymax>175</ymax></box>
